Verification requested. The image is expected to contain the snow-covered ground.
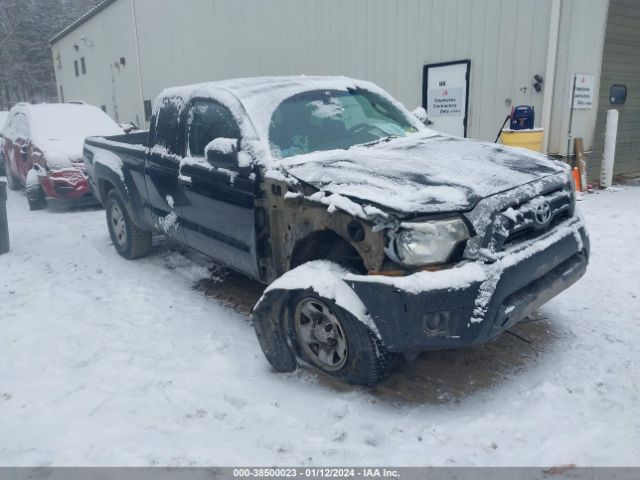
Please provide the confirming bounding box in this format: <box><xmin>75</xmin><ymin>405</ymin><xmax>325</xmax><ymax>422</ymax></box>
<box><xmin>0</xmin><ymin>181</ymin><xmax>638</xmax><ymax>466</ymax></box>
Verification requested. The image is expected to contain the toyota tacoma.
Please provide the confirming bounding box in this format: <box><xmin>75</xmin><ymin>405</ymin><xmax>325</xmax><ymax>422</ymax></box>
<box><xmin>83</xmin><ymin>76</ymin><xmax>589</xmax><ymax>385</ymax></box>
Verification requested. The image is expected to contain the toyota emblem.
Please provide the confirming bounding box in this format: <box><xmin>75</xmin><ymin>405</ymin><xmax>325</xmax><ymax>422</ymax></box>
<box><xmin>534</xmin><ymin>201</ymin><xmax>552</xmax><ymax>226</ymax></box>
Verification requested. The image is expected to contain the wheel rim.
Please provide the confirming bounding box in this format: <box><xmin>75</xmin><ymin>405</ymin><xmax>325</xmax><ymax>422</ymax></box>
<box><xmin>110</xmin><ymin>203</ymin><xmax>127</xmax><ymax>247</ymax></box>
<box><xmin>294</xmin><ymin>297</ymin><xmax>348</xmax><ymax>372</ymax></box>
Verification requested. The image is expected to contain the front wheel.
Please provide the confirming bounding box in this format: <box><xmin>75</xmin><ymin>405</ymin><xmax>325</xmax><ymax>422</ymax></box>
<box><xmin>288</xmin><ymin>291</ymin><xmax>396</xmax><ymax>385</ymax></box>
<box><xmin>105</xmin><ymin>190</ymin><xmax>152</xmax><ymax>259</ymax></box>
<box><xmin>26</xmin><ymin>183</ymin><xmax>46</xmax><ymax>210</ymax></box>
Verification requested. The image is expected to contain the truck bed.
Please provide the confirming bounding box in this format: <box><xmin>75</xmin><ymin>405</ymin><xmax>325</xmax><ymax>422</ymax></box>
<box><xmin>83</xmin><ymin>131</ymin><xmax>151</xmax><ymax>217</ymax></box>
<box><xmin>85</xmin><ymin>131</ymin><xmax>149</xmax><ymax>157</ymax></box>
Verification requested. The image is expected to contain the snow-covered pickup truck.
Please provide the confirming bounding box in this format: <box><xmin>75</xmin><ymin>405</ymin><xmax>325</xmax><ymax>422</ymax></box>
<box><xmin>83</xmin><ymin>76</ymin><xmax>589</xmax><ymax>385</ymax></box>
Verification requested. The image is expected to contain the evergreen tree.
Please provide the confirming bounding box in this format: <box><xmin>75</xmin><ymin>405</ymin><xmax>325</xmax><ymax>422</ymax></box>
<box><xmin>0</xmin><ymin>0</ymin><xmax>100</xmax><ymax>109</ymax></box>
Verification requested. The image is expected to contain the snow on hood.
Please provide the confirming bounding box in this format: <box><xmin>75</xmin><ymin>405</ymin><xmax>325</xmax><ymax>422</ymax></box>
<box><xmin>279</xmin><ymin>133</ymin><xmax>566</xmax><ymax>214</ymax></box>
<box><xmin>36</xmin><ymin>138</ymin><xmax>85</xmax><ymax>170</ymax></box>
<box><xmin>26</xmin><ymin>104</ymin><xmax>123</xmax><ymax>170</ymax></box>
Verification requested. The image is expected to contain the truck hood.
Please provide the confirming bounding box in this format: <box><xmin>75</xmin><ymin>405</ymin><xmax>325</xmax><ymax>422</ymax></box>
<box><xmin>279</xmin><ymin>134</ymin><xmax>566</xmax><ymax>214</ymax></box>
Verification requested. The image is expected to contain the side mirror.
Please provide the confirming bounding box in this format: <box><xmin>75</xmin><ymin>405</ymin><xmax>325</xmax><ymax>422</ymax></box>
<box><xmin>412</xmin><ymin>106</ymin><xmax>433</xmax><ymax>126</ymax></box>
<box><xmin>205</xmin><ymin>137</ymin><xmax>239</xmax><ymax>165</ymax></box>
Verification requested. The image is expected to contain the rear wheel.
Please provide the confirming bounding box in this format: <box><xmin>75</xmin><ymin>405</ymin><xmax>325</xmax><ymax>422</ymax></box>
<box><xmin>288</xmin><ymin>291</ymin><xmax>396</xmax><ymax>385</ymax></box>
<box><xmin>105</xmin><ymin>189</ymin><xmax>152</xmax><ymax>259</ymax></box>
<box><xmin>26</xmin><ymin>183</ymin><xmax>46</xmax><ymax>210</ymax></box>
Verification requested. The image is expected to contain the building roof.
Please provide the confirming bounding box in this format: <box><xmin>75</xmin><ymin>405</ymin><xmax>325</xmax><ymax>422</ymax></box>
<box><xmin>50</xmin><ymin>0</ymin><xmax>119</xmax><ymax>44</ymax></box>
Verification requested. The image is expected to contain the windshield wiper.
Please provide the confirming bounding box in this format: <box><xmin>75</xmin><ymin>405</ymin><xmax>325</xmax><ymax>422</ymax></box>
<box><xmin>361</xmin><ymin>134</ymin><xmax>401</xmax><ymax>148</ymax></box>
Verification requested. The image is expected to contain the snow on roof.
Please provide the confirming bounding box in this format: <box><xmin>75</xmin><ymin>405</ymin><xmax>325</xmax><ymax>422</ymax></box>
<box><xmin>50</xmin><ymin>0</ymin><xmax>119</xmax><ymax>44</ymax></box>
<box><xmin>157</xmin><ymin>75</ymin><xmax>424</xmax><ymax>147</ymax></box>
<box><xmin>20</xmin><ymin>103</ymin><xmax>122</xmax><ymax>142</ymax></box>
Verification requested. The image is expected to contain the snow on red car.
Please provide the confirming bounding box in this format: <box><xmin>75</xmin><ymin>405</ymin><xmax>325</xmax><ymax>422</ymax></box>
<box><xmin>1</xmin><ymin>103</ymin><xmax>123</xmax><ymax>209</ymax></box>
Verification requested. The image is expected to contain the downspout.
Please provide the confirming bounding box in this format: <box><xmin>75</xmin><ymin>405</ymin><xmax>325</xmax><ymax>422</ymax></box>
<box><xmin>130</xmin><ymin>0</ymin><xmax>145</xmax><ymax>127</ymax></box>
<box><xmin>541</xmin><ymin>0</ymin><xmax>562</xmax><ymax>153</ymax></box>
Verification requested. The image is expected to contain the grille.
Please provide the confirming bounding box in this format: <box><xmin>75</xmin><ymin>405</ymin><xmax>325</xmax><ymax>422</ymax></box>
<box><xmin>492</xmin><ymin>187</ymin><xmax>574</xmax><ymax>252</ymax></box>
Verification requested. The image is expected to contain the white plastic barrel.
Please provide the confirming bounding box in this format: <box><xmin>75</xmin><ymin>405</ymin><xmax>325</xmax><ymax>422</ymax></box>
<box><xmin>600</xmin><ymin>109</ymin><xmax>619</xmax><ymax>189</ymax></box>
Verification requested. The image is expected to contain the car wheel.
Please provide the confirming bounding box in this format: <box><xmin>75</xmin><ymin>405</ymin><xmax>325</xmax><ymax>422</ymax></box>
<box><xmin>288</xmin><ymin>291</ymin><xmax>396</xmax><ymax>385</ymax></box>
<box><xmin>5</xmin><ymin>169</ymin><xmax>21</xmax><ymax>191</ymax></box>
<box><xmin>26</xmin><ymin>184</ymin><xmax>46</xmax><ymax>211</ymax></box>
<box><xmin>105</xmin><ymin>189</ymin><xmax>152</xmax><ymax>259</ymax></box>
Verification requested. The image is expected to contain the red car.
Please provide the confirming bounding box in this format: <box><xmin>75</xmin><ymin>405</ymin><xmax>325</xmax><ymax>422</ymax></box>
<box><xmin>1</xmin><ymin>103</ymin><xmax>123</xmax><ymax>210</ymax></box>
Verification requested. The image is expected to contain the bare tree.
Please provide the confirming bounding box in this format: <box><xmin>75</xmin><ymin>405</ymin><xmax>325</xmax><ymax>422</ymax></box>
<box><xmin>0</xmin><ymin>0</ymin><xmax>100</xmax><ymax>109</ymax></box>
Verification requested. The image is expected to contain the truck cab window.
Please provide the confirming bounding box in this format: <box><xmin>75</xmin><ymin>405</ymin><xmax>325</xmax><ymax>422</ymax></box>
<box><xmin>187</xmin><ymin>100</ymin><xmax>240</xmax><ymax>156</ymax></box>
<box><xmin>154</xmin><ymin>98</ymin><xmax>181</xmax><ymax>154</ymax></box>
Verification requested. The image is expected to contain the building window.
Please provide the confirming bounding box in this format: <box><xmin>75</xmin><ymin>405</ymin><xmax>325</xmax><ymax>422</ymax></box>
<box><xmin>101</xmin><ymin>105</ymin><xmax>107</xmax><ymax>113</ymax></box>
<box><xmin>81</xmin><ymin>57</ymin><xmax>86</xmax><ymax>75</ymax></box>
<box><xmin>144</xmin><ymin>100</ymin><xmax>153</xmax><ymax>122</ymax></box>
<box><xmin>74</xmin><ymin>60</ymin><xmax>79</xmax><ymax>77</ymax></box>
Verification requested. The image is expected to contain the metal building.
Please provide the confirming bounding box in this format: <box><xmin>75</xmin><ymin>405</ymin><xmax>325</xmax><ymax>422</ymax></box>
<box><xmin>50</xmin><ymin>0</ymin><xmax>639</xmax><ymax>179</ymax></box>
<box><xmin>591</xmin><ymin>0</ymin><xmax>640</xmax><ymax>178</ymax></box>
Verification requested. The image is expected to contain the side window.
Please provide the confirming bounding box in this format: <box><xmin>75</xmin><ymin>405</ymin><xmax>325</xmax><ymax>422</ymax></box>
<box><xmin>10</xmin><ymin>113</ymin><xmax>28</xmax><ymax>138</ymax></box>
<box><xmin>187</xmin><ymin>100</ymin><xmax>240</xmax><ymax>157</ymax></box>
<box><xmin>153</xmin><ymin>98</ymin><xmax>181</xmax><ymax>154</ymax></box>
<box><xmin>8</xmin><ymin>116</ymin><xmax>18</xmax><ymax>134</ymax></box>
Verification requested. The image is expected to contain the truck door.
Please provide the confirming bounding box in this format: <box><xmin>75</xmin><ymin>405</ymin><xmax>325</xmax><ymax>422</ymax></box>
<box><xmin>178</xmin><ymin>99</ymin><xmax>260</xmax><ymax>279</ymax></box>
<box><xmin>144</xmin><ymin>97</ymin><xmax>185</xmax><ymax>241</ymax></box>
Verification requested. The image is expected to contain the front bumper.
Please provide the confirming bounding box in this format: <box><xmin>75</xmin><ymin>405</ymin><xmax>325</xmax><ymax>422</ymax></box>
<box><xmin>346</xmin><ymin>217</ymin><xmax>589</xmax><ymax>352</ymax></box>
<box><xmin>40</xmin><ymin>169</ymin><xmax>94</xmax><ymax>201</ymax></box>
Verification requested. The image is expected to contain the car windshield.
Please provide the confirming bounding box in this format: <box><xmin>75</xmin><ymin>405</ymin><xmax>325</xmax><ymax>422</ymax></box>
<box><xmin>269</xmin><ymin>89</ymin><xmax>418</xmax><ymax>159</ymax></box>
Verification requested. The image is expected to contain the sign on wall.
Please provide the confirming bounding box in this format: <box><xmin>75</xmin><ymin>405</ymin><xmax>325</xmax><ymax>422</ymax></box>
<box><xmin>423</xmin><ymin>60</ymin><xmax>470</xmax><ymax>137</ymax></box>
<box><xmin>572</xmin><ymin>74</ymin><xmax>595</xmax><ymax>110</ymax></box>
<box><xmin>429</xmin><ymin>87</ymin><xmax>464</xmax><ymax>117</ymax></box>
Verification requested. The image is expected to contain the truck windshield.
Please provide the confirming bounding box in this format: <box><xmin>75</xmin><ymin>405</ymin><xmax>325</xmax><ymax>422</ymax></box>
<box><xmin>269</xmin><ymin>89</ymin><xmax>418</xmax><ymax>159</ymax></box>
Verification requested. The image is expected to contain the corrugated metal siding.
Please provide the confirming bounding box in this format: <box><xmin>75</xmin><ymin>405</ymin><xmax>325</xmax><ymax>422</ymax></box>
<box><xmin>51</xmin><ymin>0</ymin><xmax>143</xmax><ymax>125</ymax></box>
<box><xmin>592</xmin><ymin>0</ymin><xmax>640</xmax><ymax>179</ymax></box>
<box><xmin>132</xmin><ymin>0</ymin><xmax>552</xmax><ymax>141</ymax></box>
<box><xmin>546</xmin><ymin>0</ymin><xmax>609</xmax><ymax>157</ymax></box>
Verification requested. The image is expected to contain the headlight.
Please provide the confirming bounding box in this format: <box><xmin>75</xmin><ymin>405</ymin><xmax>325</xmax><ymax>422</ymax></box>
<box><xmin>386</xmin><ymin>217</ymin><xmax>470</xmax><ymax>267</ymax></box>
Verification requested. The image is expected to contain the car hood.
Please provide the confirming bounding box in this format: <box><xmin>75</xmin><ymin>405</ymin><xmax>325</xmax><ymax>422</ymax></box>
<box><xmin>279</xmin><ymin>133</ymin><xmax>566</xmax><ymax>214</ymax></box>
<box><xmin>36</xmin><ymin>138</ymin><xmax>84</xmax><ymax>170</ymax></box>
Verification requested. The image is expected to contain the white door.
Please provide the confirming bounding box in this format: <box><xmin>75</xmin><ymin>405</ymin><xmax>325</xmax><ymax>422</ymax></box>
<box><xmin>423</xmin><ymin>60</ymin><xmax>470</xmax><ymax>137</ymax></box>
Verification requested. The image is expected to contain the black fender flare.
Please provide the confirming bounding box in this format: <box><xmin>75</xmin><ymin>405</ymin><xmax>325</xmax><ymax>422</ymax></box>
<box><xmin>94</xmin><ymin>163</ymin><xmax>148</xmax><ymax>230</ymax></box>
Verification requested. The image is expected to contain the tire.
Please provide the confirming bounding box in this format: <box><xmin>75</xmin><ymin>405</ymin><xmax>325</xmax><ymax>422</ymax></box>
<box><xmin>287</xmin><ymin>290</ymin><xmax>396</xmax><ymax>386</ymax></box>
<box><xmin>26</xmin><ymin>184</ymin><xmax>46</xmax><ymax>210</ymax></box>
<box><xmin>5</xmin><ymin>169</ymin><xmax>21</xmax><ymax>191</ymax></box>
<box><xmin>105</xmin><ymin>189</ymin><xmax>152</xmax><ymax>259</ymax></box>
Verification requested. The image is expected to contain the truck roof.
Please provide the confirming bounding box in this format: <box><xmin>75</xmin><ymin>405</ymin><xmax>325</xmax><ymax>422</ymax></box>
<box><xmin>156</xmin><ymin>75</ymin><xmax>415</xmax><ymax>144</ymax></box>
<box><xmin>158</xmin><ymin>75</ymin><xmax>376</xmax><ymax>104</ymax></box>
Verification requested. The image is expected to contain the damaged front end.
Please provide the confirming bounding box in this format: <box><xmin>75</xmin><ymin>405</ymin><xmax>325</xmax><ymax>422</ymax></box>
<box><xmin>345</xmin><ymin>175</ymin><xmax>589</xmax><ymax>353</ymax></box>
<box><xmin>257</xmin><ymin>170</ymin><xmax>589</xmax><ymax>358</ymax></box>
